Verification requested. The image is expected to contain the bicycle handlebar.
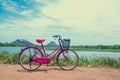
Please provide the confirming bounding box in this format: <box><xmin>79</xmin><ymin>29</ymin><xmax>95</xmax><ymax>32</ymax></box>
<box><xmin>53</xmin><ymin>35</ymin><xmax>62</xmax><ymax>40</ymax></box>
<box><xmin>53</xmin><ymin>35</ymin><xmax>62</xmax><ymax>45</ymax></box>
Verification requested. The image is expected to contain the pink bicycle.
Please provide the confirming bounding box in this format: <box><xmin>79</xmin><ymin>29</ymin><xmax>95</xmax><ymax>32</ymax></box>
<box><xmin>19</xmin><ymin>35</ymin><xmax>78</xmax><ymax>71</ymax></box>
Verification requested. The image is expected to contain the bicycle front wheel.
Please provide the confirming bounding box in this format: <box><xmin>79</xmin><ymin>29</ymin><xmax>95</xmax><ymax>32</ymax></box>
<box><xmin>19</xmin><ymin>47</ymin><xmax>43</xmax><ymax>71</ymax></box>
<box><xmin>57</xmin><ymin>50</ymin><xmax>79</xmax><ymax>70</ymax></box>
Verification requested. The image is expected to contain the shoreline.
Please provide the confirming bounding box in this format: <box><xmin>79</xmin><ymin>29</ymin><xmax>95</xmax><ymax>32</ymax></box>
<box><xmin>1</xmin><ymin>46</ymin><xmax>120</xmax><ymax>52</ymax></box>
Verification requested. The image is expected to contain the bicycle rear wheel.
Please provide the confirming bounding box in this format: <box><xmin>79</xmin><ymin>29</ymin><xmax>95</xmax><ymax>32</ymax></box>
<box><xmin>57</xmin><ymin>50</ymin><xmax>79</xmax><ymax>70</ymax></box>
<box><xmin>19</xmin><ymin>47</ymin><xmax>43</xmax><ymax>71</ymax></box>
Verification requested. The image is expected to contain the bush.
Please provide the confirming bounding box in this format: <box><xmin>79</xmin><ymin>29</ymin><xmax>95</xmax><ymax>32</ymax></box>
<box><xmin>0</xmin><ymin>51</ymin><xmax>19</xmax><ymax>64</ymax></box>
<box><xmin>0</xmin><ymin>51</ymin><xmax>120</xmax><ymax>68</ymax></box>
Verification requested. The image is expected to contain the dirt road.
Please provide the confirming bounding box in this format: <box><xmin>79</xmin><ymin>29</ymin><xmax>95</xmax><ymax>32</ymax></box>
<box><xmin>0</xmin><ymin>64</ymin><xmax>120</xmax><ymax>80</ymax></box>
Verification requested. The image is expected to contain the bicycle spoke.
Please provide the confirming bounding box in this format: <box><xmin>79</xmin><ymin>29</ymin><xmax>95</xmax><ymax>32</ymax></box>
<box><xmin>57</xmin><ymin>50</ymin><xmax>78</xmax><ymax>70</ymax></box>
<box><xmin>28</xmin><ymin>48</ymin><xmax>32</xmax><ymax>57</ymax></box>
<box><xmin>63</xmin><ymin>51</ymin><xmax>69</xmax><ymax>60</ymax></box>
<box><xmin>19</xmin><ymin>47</ymin><xmax>43</xmax><ymax>71</ymax></box>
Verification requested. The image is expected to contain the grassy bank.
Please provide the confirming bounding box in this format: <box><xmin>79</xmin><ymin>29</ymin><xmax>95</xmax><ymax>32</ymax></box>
<box><xmin>0</xmin><ymin>51</ymin><xmax>19</xmax><ymax>64</ymax></box>
<box><xmin>79</xmin><ymin>56</ymin><xmax>120</xmax><ymax>68</ymax></box>
<box><xmin>0</xmin><ymin>51</ymin><xmax>120</xmax><ymax>68</ymax></box>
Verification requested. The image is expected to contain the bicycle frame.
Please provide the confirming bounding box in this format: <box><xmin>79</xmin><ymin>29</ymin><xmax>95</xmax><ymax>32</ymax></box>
<box><xmin>19</xmin><ymin>41</ymin><xmax>68</xmax><ymax>62</ymax></box>
<box><xmin>38</xmin><ymin>42</ymin><xmax>65</xmax><ymax>59</ymax></box>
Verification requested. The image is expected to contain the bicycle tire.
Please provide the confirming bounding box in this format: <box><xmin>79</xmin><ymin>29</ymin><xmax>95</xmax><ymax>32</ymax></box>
<box><xmin>19</xmin><ymin>46</ymin><xmax>43</xmax><ymax>71</ymax></box>
<box><xmin>57</xmin><ymin>50</ymin><xmax>79</xmax><ymax>70</ymax></box>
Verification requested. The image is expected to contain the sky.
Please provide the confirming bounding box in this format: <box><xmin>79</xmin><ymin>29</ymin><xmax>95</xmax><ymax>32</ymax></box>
<box><xmin>0</xmin><ymin>0</ymin><xmax>120</xmax><ymax>45</ymax></box>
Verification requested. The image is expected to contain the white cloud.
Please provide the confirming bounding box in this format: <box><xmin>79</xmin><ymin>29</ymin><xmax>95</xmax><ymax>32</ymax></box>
<box><xmin>1</xmin><ymin>0</ymin><xmax>120</xmax><ymax>45</ymax></box>
<box><xmin>0</xmin><ymin>16</ymin><xmax>56</xmax><ymax>43</ymax></box>
<box><xmin>42</xmin><ymin>0</ymin><xmax>120</xmax><ymax>33</ymax></box>
<box><xmin>20</xmin><ymin>10</ymin><xmax>33</xmax><ymax>16</ymax></box>
<box><xmin>40</xmin><ymin>0</ymin><xmax>120</xmax><ymax>45</ymax></box>
<box><xmin>1</xmin><ymin>0</ymin><xmax>19</xmax><ymax>13</ymax></box>
<box><xmin>0</xmin><ymin>16</ymin><xmax>55</xmax><ymax>35</ymax></box>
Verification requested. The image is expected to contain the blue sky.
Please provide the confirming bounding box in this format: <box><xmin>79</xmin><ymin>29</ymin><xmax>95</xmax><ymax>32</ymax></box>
<box><xmin>0</xmin><ymin>0</ymin><xmax>120</xmax><ymax>45</ymax></box>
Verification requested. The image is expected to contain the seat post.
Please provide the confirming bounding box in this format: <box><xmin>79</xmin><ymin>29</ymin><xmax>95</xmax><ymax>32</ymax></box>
<box><xmin>41</xmin><ymin>42</ymin><xmax>44</xmax><ymax>47</ymax></box>
<box><xmin>41</xmin><ymin>42</ymin><xmax>47</xmax><ymax>57</ymax></box>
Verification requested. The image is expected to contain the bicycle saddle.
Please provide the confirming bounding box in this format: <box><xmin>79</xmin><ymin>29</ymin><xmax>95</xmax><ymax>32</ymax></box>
<box><xmin>36</xmin><ymin>39</ymin><xmax>45</xmax><ymax>43</ymax></box>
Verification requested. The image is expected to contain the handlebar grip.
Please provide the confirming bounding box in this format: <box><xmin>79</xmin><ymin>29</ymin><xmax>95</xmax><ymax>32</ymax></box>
<box><xmin>53</xmin><ymin>35</ymin><xmax>61</xmax><ymax>40</ymax></box>
<box><xmin>53</xmin><ymin>35</ymin><xmax>60</xmax><ymax>38</ymax></box>
<box><xmin>53</xmin><ymin>35</ymin><xmax>57</xmax><ymax>37</ymax></box>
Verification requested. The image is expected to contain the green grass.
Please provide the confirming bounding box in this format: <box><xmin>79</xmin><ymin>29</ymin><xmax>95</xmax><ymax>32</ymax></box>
<box><xmin>0</xmin><ymin>51</ymin><xmax>120</xmax><ymax>68</ymax></box>
<box><xmin>79</xmin><ymin>56</ymin><xmax>120</xmax><ymax>68</ymax></box>
<box><xmin>0</xmin><ymin>51</ymin><xmax>19</xmax><ymax>64</ymax></box>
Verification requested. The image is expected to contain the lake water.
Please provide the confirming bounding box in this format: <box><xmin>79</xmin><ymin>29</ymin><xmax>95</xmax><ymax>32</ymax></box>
<box><xmin>0</xmin><ymin>47</ymin><xmax>120</xmax><ymax>58</ymax></box>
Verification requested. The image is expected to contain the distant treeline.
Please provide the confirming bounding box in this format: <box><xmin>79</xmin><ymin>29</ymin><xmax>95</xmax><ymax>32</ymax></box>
<box><xmin>0</xmin><ymin>42</ymin><xmax>24</xmax><ymax>47</ymax></box>
<box><xmin>70</xmin><ymin>45</ymin><xmax>120</xmax><ymax>52</ymax></box>
<box><xmin>1</xmin><ymin>42</ymin><xmax>120</xmax><ymax>49</ymax></box>
<box><xmin>1</xmin><ymin>42</ymin><xmax>120</xmax><ymax>52</ymax></box>
<box><xmin>71</xmin><ymin>45</ymin><xmax>120</xmax><ymax>49</ymax></box>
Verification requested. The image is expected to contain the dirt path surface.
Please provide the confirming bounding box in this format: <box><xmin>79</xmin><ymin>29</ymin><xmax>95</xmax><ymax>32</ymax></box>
<box><xmin>0</xmin><ymin>64</ymin><xmax>120</xmax><ymax>80</ymax></box>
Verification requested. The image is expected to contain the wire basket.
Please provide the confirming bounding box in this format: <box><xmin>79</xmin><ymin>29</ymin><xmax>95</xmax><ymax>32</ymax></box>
<box><xmin>62</xmin><ymin>39</ymin><xmax>70</xmax><ymax>48</ymax></box>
